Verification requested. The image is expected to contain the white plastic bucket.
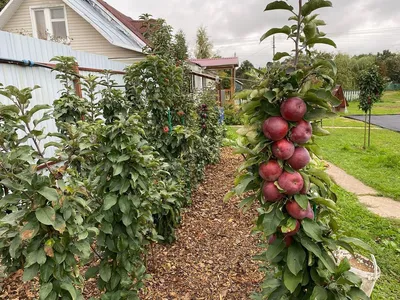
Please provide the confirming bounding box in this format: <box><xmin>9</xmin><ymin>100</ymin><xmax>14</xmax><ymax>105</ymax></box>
<box><xmin>334</xmin><ymin>250</ymin><xmax>381</xmax><ymax>297</ymax></box>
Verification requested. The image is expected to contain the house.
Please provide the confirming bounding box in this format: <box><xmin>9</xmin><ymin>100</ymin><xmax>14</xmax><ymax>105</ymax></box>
<box><xmin>189</xmin><ymin>57</ymin><xmax>239</xmax><ymax>105</ymax></box>
<box><xmin>332</xmin><ymin>85</ymin><xmax>348</xmax><ymax>113</ymax></box>
<box><xmin>0</xmin><ymin>0</ymin><xmax>150</xmax><ymax>63</ymax></box>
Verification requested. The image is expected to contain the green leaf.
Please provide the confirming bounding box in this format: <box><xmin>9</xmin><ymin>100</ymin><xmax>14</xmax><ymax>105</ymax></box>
<box><xmin>287</xmin><ymin>243</ymin><xmax>306</xmax><ymax>275</ymax></box>
<box><xmin>306</xmin><ymin>37</ymin><xmax>336</xmax><ymax>48</ymax></box>
<box><xmin>100</xmin><ymin>263</ymin><xmax>112</xmax><ymax>282</ymax></box>
<box><xmin>239</xmin><ymin>195</ymin><xmax>256</xmax><ymax>213</ymax></box>
<box><xmin>265</xmin><ymin>1</ymin><xmax>294</xmax><ymax>12</ymax></box>
<box><xmin>310</xmin><ymin>286</ymin><xmax>328</xmax><ymax>300</ymax></box>
<box><xmin>303</xmin><ymin>90</ymin><xmax>331</xmax><ymax>109</ymax></box>
<box><xmin>36</xmin><ymin>248</ymin><xmax>47</xmax><ymax>265</ymax></box>
<box><xmin>342</xmin><ymin>271</ymin><xmax>362</xmax><ymax>286</ymax></box>
<box><xmin>35</xmin><ymin>206</ymin><xmax>56</xmax><ymax>226</ymax></box>
<box><xmin>312</xmin><ymin>124</ymin><xmax>331</xmax><ymax>136</ymax></box>
<box><xmin>294</xmin><ymin>194</ymin><xmax>308</xmax><ymax>210</ymax></box>
<box><xmin>103</xmin><ymin>194</ymin><xmax>118</xmax><ymax>211</ymax></box>
<box><xmin>39</xmin><ymin>282</ymin><xmax>53</xmax><ymax>300</ymax></box>
<box><xmin>301</xmin><ymin>0</ymin><xmax>332</xmax><ymax>17</ymax></box>
<box><xmin>273</xmin><ymin>52</ymin><xmax>291</xmax><ymax>61</ymax></box>
<box><xmin>85</xmin><ymin>266</ymin><xmax>99</xmax><ymax>279</ymax></box>
<box><xmin>262</xmin><ymin>207</ymin><xmax>285</xmax><ymax>236</ymax></box>
<box><xmin>304</xmin><ymin>108</ymin><xmax>336</xmax><ymax>121</ymax></box>
<box><xmin>304</xmin><ymin>23</ymin><xmax>317</xmax><ymax>40</ymax></box>
<box><xmin>261</xmin><ymin>278</ymin><xmax>281</xmax><ymax>293</ymax></box>
<box><xmin>260</xmin><ymin>26</ymin><xmax>291</xmax><ymax>42</ymax></box>
<box><xmin>283</xmin><ymin>267</ymin><xmax>302</xmax><ymax>293</ymax></box>
<box><xmin>234</xmin><ymin>174</ymin><xmax>254</xmax><ymax>195</ymax></box>
<box><xmin>311</xmin><ymin>197</ymin><xmax>337</xmax><ymax>210</ymax></box>
<box><xmin>224</xmin><ymin>190</ymin><xmax>235</xmax><ymax>202</ymax></box>
<box><xmin>28</xmin><ymin>104</ymin><xmax>51</xmax><ymax>117</ymax></box>
<box><xmin>340</xmin><ymin>237</ymin><xmax>374</xmax><ymax>253</ymax></box>
<box><xmin>0</xmin><ymin>104</ymin><xmax>19</xmax><ymax>115</ymax></box>
<box><xmin>347</xmin><ymin>287</ymin><xmax>369</xmax><ymax>299</ymax></box>
<box><xmin>320</xmin><ymin>250</ymin><xmax>336</xmax><ymax>273</ymax></box>
<box><xmin>60</xmin><ymin>282</ymin><xmax>77</xmax><ymax>300</ymax></box>
<box><xmin>313</xmin><ymin>60</ymin><xmax>337</xmax><ymax>76</ymax></box>
<box><xmin>23</xmin><ymin>263</ymin><xmax>39</xmax><ymax>281</ymax></box>
<box><xmin>266</xmin><ymin>239</ymin><xmax>286</xmax><ymax>261</ymax></box>
<box><xmin>118</xmin><ymin>195</ymin><xmax>130</xmax><ymax>214</ymax></box>
<box><xmin>302</xmin><ymin>219</ymin><xmax>323</xmax><ymax>242</ymax></box>
<box><xmin>9</xmin><ymin>236</ymin><xmax>22</xmax><ymax>258</ymax></box>
<box><xmin>336</xmin><ymin>258</ymin><xmax>351</xmax><ymax>274</ymax></box>
<box><xmin>38</xmin><ymin>187</ymin><xmax>59</xmax><ymax>202</ymax></box>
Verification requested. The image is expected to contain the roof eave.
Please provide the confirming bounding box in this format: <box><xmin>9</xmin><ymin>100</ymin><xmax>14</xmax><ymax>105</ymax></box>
<box><xmin>0</xmin><ymin>0</ymin><xmax>24</xmax><ymax>28</ymax></box>
<box><xmin>93</xmin><ymin>0</ymin><xmax>147</xmax><ymax>49</ymax></box>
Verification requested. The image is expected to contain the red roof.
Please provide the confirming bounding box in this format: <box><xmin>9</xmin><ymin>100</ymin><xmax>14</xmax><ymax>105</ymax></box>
<box><xmin>97</xmin><ymin>0</ymin><xmax>150</xmax><ymax>46</ymax></box>
<box><xmin>189</xmin><ymin>57</ymin><xmax>239</xmax><ymax>68</ymax></box>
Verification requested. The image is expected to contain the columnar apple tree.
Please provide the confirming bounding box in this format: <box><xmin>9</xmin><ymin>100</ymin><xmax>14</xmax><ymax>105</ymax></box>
<box><xmin>227</xmin><ymin>1</ymin><xmax>372</xmax><ymax>299</ymax></box>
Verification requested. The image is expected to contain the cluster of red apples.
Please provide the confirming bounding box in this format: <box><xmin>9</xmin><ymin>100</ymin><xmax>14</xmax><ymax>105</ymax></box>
<box><xmin>260</xmin><ymin>97</ymin><xmax>314</xmax><ymax>246</ymax></box>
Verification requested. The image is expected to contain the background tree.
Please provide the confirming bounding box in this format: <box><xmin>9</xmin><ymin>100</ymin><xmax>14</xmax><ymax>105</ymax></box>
<box><xmin>357</xmin><ymin>65</ymin><xmax>386</xmax><ymax>148</ymax></box>
<box><xmin>173</xmin><ymin>29</ymin><xmax>189</xmax><ymax>61</ymax></box>
<box><xmin>194</xmin><ymin>26</ymin><xmax>213</xmax><ymax>59</ymax></box>
<box><xmin>236</xmin><ymin>60</ymin><xmax>255</xmax><ymax>89</ymax></box>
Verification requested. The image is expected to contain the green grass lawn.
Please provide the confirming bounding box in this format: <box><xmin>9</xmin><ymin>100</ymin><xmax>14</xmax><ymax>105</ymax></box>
<box><xmin>317</xmin><ymin>125</ymin><xmax>400</xmax><ymax>200</ymax></box>
<box><xmin>345</xmin><ymin>91</ymin><xmax>400</xmax><ymax>115</ymax></box>
<box><xmin>335</xmin><ymin>186</ymin><xmax>400</xmax><ymax>299</ymax></box>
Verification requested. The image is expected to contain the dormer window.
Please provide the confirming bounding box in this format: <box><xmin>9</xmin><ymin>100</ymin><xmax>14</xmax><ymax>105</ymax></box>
<box><xmin>31</xmin><ymin>6</ymin><xmax>69</xmax><ymax>42</ymax></box>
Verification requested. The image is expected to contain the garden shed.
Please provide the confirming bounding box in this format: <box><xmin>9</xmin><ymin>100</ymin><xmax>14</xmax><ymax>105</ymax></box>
<box><xmin>332</xmin><ymin>85</ymin><xmax>348</xmax><ymax>112</ymax></box>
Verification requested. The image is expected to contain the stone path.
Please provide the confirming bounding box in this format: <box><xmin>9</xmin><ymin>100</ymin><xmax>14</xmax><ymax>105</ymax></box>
<box><xmin>326</xmin><ymin>163</ymin><xmax>400</xmax><ymax>219</ymax></box>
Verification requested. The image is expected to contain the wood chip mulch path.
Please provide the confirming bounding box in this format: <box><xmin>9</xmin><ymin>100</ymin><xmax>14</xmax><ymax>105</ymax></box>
<box><xmin>141</xmin><ymin>148</ymin><xmax>262</xmax><ymax>299</ymax></box>
<box><xmin>0</xmin><ymin>148</ymin><xmax>263</xmax><ymax>299</ymax></box>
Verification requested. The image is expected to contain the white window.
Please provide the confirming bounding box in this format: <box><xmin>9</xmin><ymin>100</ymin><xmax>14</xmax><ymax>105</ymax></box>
<box><xmin>31</xmin><ymin>6</ymin><xmax>69</xmax><ymax>42</ymax></box>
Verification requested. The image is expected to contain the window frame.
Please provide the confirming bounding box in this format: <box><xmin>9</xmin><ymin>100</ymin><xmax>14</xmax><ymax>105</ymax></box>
<box><xmin>30</xmin><ymin>4</ymin><xmax>70</xmax><ymax>42</ymax></box>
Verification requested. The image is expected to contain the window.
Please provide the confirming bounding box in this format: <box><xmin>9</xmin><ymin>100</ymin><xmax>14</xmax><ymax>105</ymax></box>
<box><xmin>32</xmin><ymin>7</ymin><xmax>68</xmax><ymax>41</ymax></box>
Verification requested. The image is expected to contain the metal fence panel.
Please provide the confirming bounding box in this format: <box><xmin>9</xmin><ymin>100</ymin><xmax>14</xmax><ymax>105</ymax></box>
<box><xmin>0</xmin><ymin>31</ymin><xmax>128</xmax><ymax>157</ymax></box>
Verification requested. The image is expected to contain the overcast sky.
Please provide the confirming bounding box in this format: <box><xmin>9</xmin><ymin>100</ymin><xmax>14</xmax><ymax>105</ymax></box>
<box><xmin>108</xmin><ymin>0</ymin><xmax>400</xmax><ymax>67</ymax></box>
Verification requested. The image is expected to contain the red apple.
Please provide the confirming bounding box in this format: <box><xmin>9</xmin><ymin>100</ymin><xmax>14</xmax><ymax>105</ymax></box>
<box><xmin>287</xmin><ymin>147</ymin><xmax>311</xmax><ymax>170</ymax></box>
<box><xmin>300</xmin><ymin>180</ymin><xmax>310</xmax><ymax>195</ymax></box>
<box><xmin>259</xmin><ymin>160</ymin><xmax>283</xmax><ymax>182</ymax></box>
<box><xmin>285</xmin><ymin>220</ymin><xmax>301</xmax><ymax>236</ymax></box>
<box><xmin>262</xmin><ymin>182</ymin><xmax>283</xmax><ymax>202</ymax></box>
<box><xmin>280</xmin><ymin>97</ymin><xmax>307</xmax><ymax>122</ymax></box>
<box><xmin>263</xmin><ymin>117</ymin><xmax>289</xmax><ymax>141</ymax></box>
<box><xmin>284</xmin><ymin>235</ymin><xmax>293</xmax><ymax>247</ymax></box>
<box><xmin>268</xmin><ymin>234</ymin><xmax>292</xmax><ymax>247</ymax></box>
<box><xmin>268</xmin><ymin>235</ymin><xmax>277</xmax><ymax>245</ymax></box>
<box><xmin>272</xmin><ymin>139</ymin><xmax>295</xmax><ymax>160</ymax></box>
<box><xmin>286</xmin><ymin>201</ymin><xmax>313</xmax><ymax>220</ymax></box>
<box><xmin>278</xmin><ymin>171</ymin><xmax>304</xmax><ymax>195</ymax></box>
<box><xmin>290</xmin><ymin>120</ymin><xmax>312</xmax><ymax>144</ymax></box>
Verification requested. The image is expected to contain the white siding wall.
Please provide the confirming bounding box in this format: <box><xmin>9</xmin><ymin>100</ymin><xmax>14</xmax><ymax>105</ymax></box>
<box><xmin>2</xmin><ymin>0</ymin><xmax>145</xmax><ymax>59</ymax></box>
<box><xmin>0</xmin><ymin>30</ymin><xmax>127</xmax><ymax>157</ymax></box>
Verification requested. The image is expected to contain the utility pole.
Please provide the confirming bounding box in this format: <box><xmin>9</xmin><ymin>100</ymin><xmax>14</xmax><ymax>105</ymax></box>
<box><xmin>273</xmin><ymin>36</ymin><xmax>276</xmax><ymax>57</ymax></box>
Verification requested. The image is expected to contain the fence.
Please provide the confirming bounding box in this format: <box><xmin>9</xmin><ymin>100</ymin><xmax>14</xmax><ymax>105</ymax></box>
<box><xmin>344</xmin><ymin>90</ymin><xmax>360</xmax><ymax>101</ymax></box>
<box><xmin>385</xmin><ymin>83</ymin><xmax>400</xmax><ymax>91</ymax></box>
<box><xmin>0</xmin><ymin>30</ymin><xmax>128</xmax><ymax>157</ymax></box>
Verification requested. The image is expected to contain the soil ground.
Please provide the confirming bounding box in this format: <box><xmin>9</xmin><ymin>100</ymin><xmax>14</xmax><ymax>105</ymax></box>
<box><xmin>0</xmin><ymin>148</ymin><xmax>263</xmax><ymax>299</ymax></box>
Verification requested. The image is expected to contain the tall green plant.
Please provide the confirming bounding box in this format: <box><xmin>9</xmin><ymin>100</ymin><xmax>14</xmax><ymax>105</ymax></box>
<box><xmin>227</xmin><ymin>1</ymin><xmax>372</xmax><ymax>299</ymax></box>
<box><xmin>0</xmin><ymin>85</ymin><xmax>94</xmax><ymax>299</ymax></box>
<box><xmin>357</xmin><ymin>65</ymin><xmax>385</xmax><ymax>149</ymax></box>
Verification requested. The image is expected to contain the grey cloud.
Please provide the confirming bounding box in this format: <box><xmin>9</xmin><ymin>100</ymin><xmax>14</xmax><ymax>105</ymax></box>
<box><xmin>108</xmin><ymin>0</ymin><xmax>400</xmax><ymax>66</ymax></box>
